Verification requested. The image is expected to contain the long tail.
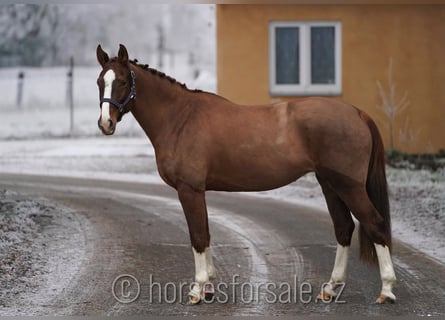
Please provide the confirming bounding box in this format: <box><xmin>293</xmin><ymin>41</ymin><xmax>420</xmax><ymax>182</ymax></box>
<box><xmin>359</xmin><ymin>111</ymin><xmax>392</xmax><ymax>265</ymax></box>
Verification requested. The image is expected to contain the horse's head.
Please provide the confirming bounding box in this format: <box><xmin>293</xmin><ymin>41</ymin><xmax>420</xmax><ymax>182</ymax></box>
<box><xmin>96</xmin><ymin>44</ymin><xmax>136</xmax><ymax>135</ymax></box>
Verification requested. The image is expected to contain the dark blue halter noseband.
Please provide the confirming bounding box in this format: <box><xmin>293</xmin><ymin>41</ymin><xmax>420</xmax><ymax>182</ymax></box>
<box><xmin>100</xmin><ymin>69</ymin><xmax>136</xmax><ymax>114</ymax></box>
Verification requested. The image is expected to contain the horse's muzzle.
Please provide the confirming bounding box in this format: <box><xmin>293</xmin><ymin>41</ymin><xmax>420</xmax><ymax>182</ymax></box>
<box><xmin>98</xmin><ymin>118</ymin><xmax>115</xmax><ymax>135</ymax></box>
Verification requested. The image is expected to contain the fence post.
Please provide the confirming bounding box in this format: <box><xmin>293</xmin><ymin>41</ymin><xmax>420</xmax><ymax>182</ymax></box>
<box><xmin>157</xmin><ymin>24</ymin><xmax>165</xmax><ymax>69</ymax></box>
<box><xmin>17</xmin><ymin>71</ymin><xmax>25</xmax><ymax>109</ymax></box>
<box><xmin>67</xmin><ymin>56</ymin><xmax>74</xmax><ymax>135</ymax></box>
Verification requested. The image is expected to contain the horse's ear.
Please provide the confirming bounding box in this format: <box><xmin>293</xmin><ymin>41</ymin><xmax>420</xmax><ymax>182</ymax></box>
<box><xmin>118</xmin><ymin>44</ymin><xmax>129</xmax><ymax>65</ymax></box>
<box><xmin>96</xmin><ymin>44</ymin><xmax>109</xmax><ymax>67</ymax></box>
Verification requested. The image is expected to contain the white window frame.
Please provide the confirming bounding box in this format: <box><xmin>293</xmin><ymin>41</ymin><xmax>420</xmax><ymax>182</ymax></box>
<box><xmin>269</xmin><ymin>21</ymin><xmax>342</xmax><ymax>96</ymax></box>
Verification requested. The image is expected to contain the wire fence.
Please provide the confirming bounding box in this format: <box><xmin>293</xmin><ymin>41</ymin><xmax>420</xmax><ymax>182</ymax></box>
<box><xmin>0</xmin><ymin>65</ymin><xmax>100</xmax><ymax>111</ymax></box>
<box><xmin>0</xmin><ymin>54</ymin><xmax>215</xmax><ymax>139</ymax></box>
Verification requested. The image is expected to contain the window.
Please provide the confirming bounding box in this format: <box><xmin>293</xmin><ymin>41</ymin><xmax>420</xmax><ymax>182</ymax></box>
<box><xmin>269</xmin><ymin>21</ymin><xmax>342</xmax><ymax>96</ymax></box>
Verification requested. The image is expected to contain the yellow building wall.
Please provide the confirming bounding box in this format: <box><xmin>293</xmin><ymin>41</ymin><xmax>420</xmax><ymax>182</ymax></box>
<box><xmin>217</xmin><ymin>5</ymin><xmax>445</xmax><ymax>153</ymax></box>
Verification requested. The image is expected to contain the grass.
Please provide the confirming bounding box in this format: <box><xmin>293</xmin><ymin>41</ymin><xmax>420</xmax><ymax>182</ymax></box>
<box><xmin>385</xmin><ymin>148</ymin><xmax>445</xmax><ymax>171</ymax></box>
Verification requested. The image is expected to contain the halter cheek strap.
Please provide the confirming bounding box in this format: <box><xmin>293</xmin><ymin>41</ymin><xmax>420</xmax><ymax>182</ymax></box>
<box><xmin>100</xmin><ymin>69</ymin><xmax>136</xmax><ymax>114</ymax></box>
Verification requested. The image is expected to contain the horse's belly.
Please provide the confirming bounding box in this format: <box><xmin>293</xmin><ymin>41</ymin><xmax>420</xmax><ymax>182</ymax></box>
<box><xmin>206</xmin><ymin>157</ymin><xmax>311</xmax><ymax>192</ymax></box>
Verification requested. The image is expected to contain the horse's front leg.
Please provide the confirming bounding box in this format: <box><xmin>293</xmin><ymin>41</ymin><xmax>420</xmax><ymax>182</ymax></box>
<box><xmin>177</xmin><ymin>181</ymin><xmax>215</xmax><ymax>305</ymax></box>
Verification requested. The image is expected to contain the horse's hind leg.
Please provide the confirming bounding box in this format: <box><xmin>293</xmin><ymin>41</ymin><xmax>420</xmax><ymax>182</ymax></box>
<box><xmin>334</xmin><ymin>183</ymin><xmax>396</xmax><ymax>303</ymax></box>
<box><xmin>316</xmin><ymin>175</ymin><xmax>355</xmax><ymax>301</ymax></box>
<box><xmin>177</xmin><ymin>182</ymin><xmax>215</xmax><ymax>304</ymax></box>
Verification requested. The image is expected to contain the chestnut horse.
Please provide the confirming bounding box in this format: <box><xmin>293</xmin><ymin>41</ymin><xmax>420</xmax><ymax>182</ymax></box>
<box><xmin>96</xmin><ymin>45</ymin><xmax>396</xmax><ymax>305</ymax></box>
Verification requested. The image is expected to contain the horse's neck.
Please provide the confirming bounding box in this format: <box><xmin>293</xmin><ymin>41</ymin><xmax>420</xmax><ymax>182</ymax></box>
<box><xmin>130</xmin><ymin>68</ymin><xmax>193</xmax><ymax>151</ymax></box>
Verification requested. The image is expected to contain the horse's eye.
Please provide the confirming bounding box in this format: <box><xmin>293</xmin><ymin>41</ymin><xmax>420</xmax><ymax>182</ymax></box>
<box><xmin>119</xmin><ymin>80</ymin><xmax>127</xmax><ymax>87</ymax></box>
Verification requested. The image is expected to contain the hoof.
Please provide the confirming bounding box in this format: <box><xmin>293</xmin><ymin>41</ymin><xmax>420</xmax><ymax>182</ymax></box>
<box><xmin>316</xmin><ymin>291</ymin><xmax>333</xmax><ymax>303</ymax></box>
<box><xmin>184</xmin><ymin>294</ymin><xmax>201</xmax><ymax>306</ymax></box>
<box><xmin>183</xmin><ymin>282</ymin><xmax>215</xmax><ymax>305</ymax></box>
<box><xmin>203</xmin><ymin>283</ymin><xmax>215</xmax><ymax>302</ymax></box>
<box><xmin>375</xmin><ymin>294</ymin><xmax>396</xmax><ymax>304</ymax></box>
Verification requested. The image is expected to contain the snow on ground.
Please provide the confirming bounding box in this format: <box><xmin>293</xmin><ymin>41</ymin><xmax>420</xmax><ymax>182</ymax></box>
<box><xmin>387</xmin><ymin>168</ymin><xmax>445</xmax><ymax>263</ymax></box>
<box><xmin>0</xmin><ymin>189</ymin><xmax>87</xmax><ymax>315</ymax></box>
<box><xmin>0</xmin><ymin>107</ymin><xmax>144</xmax><ymax>140</ymax></box>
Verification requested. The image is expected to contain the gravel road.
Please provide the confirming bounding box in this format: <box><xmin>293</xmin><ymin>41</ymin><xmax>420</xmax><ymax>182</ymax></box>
<box><xmin>0</xmin><ymin>173</ymin><xmax>444</xmax><ymax>316</ymax></box>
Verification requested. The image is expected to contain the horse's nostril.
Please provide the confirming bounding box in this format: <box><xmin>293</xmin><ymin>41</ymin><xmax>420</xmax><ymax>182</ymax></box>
<box><xmin>108</xmin><ymin>119</ymin><xmax>114</xmax><ymax>128</ymax></box>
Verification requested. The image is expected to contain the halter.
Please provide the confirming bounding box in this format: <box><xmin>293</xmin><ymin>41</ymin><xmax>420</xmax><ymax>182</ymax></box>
<box><xmin>100</xmin><ymin>69</ymin><xmax>136</xmax><ymax>114</ymax></box>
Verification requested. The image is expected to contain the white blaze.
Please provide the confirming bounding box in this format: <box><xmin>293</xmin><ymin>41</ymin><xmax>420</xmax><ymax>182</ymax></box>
<box><xmin>101</xmin><ymin>69</ymin><xmax>115</xmax><ymax>123</ymax></box>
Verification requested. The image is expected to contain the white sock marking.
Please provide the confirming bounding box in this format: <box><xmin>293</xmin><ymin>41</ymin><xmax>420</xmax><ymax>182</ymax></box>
<box><xmin>101</xmin><ymin>69</ymin><xmax>115</xmax><ymax>124</ymax></box>
<box><xmin>374</xmin><ymin>243</ymin><xmax>396</xmax><ymax>299</ymax></box>
<box><xmin>331</xmin><ymin>243</ymin><xmax>349</xmax><ymax>283</ymax></box>
<box><xmin>190</xmin><ymin>247</ymin><xmax>209</xmax><ymax>298</ymax></box>
<box><xmin>193</xmin><ymin>247</ymin><xmax>208</xmax><ymax>283</ymax></box>
<box><xmin>325</xmin><ymin>243</ymin><xmax>349</xmax><ymax>296</ymax></box>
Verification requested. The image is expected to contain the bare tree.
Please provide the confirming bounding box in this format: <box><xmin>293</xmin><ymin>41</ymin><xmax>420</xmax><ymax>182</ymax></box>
<box><xmin>398</xmin><ymin>118</ymin><xmax>422</xmax><ymax>151</ymax></box>
<box><xmin>0</xmin><ymin>4</ymin><xmax>215</xmax><ymax>68</ymax></box>
<box><xmin>376</xmin><ymin>58</ymin><xmax>410</xmax><ymax>150</ymax></box>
